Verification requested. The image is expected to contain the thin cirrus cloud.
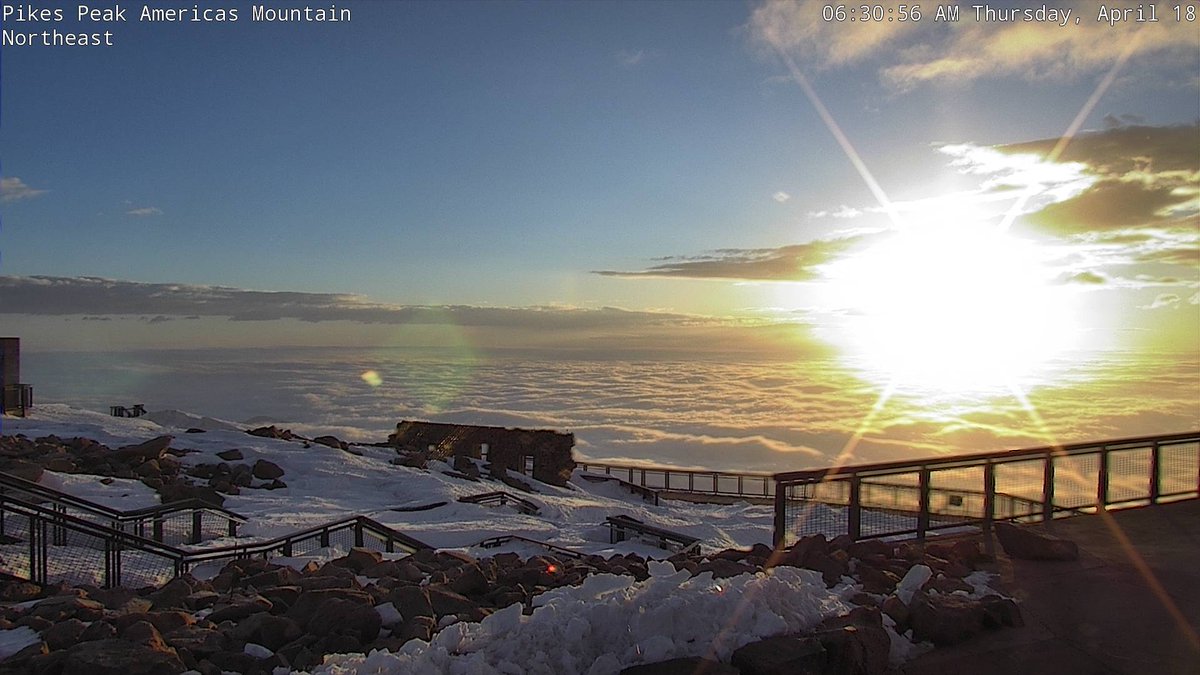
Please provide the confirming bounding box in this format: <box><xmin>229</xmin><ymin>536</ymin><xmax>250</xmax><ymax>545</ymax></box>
<box><xmin>126</xmin><ymin>206</ymin><xmax>164</xmax><ymax>217</ymax></box>
<box><xmin>593</xmin><ymin>236</ymin><xmax>864</xmax><ymax>282</ymax></box>
<box><xmin>748</xmin><ymin>0</ymin><xmax>1197</xmax><ymax>91</ymax></box>
<box><xmin>0</xmin><ymin>177</ymin><xmax>47</xmax><ymax>203</ymax></box>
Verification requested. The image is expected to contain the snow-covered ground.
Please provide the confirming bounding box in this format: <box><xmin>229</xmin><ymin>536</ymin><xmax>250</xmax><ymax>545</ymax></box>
<box><xmin>1</xmin><ymin>404</ymin><xmax>967</xmax><ymax>673</ymax></box>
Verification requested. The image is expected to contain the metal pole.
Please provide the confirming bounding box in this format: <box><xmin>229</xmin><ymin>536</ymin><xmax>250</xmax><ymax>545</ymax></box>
<box><xmin>1149</xmin><ymin>441</ymin><xmax>1161</xmax><ymax>504</ymax></box>
<box><xmin>917</xmin><ymin>469</ymin><xmax>931</xmax><ymax>539</ymax></box>
<box><xmin>772</xmin><ymin>481</ymin><xmax>788</xmax><ymax>548</ymax></box>
<box><xmin>982</xmin><ymin>462</ymin><xmax>996</xmax><ymax>555</ymax></box>
<box><xmin>1097</xmin><ymin>446</ymin><xmax>1109</xmax><ymax>509</ymax></box>
<box><xmin>848</xmin><ymin>476</ymin><xmax>862</xmax><ymax>540</ymax></box>
<box><xmin>1042</xmin><ymin>455</ymin><xmax>1055</xmax><ymax>522</ymax></box>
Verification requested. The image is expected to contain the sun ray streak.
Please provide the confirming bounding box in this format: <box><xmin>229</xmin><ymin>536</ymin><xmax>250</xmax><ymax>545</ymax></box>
<box><xmin>997</xmin><ymin>30</ymin><xmax>1144</xmax><ymax>232</ymax></box>
<box><xmin>773</xmin><ymin>51</ymin><xmax>906</xmax><ymax>230</ymax></box>
<box><xmin>1007</xmin><ymin>382</ymin><xmax>1199</xmax><ymax>650</ymax></box>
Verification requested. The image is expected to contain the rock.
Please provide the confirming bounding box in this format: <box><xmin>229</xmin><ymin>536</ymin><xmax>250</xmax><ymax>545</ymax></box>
<box><xmin>881</xmin><ymin>595</ymin><xmax>910</xmax><ymax>632</ymax></box>
<box><xmin>0</xmin><ymin>581</ymin><xmax>42</xmax><ymax>602</ymax></box>
<box><xmin>40</xmin><ymin>617</ymin><xmax>87</xmax><ymax>651</ymax></box>
<box><xmin>30</xmin><ymin>596</ymin><xmax>104</xmax><ymax>622</ymax></box>
<box><xmin>4</xmin><ymin>459</ymin><xmax>44</xmax><ymax>482</ymax></box>
<box><xmin>232</xmin><ymin>612</ymin><xmax>303</xmax><ymax>650</ymax></box>
<box><xmin>246</xmin><ymin>426</ymin><xmax>293</xmax><ymax>440</ymax></box>
<box><xmin>731</xmin><ymin>635</ymin><xmax>826</xmax><ymax>675</ymax></box>
<box><xmin>994</xmin><ymin>522</ymin><xmax>1079</xmax><ymax>561</ymax></box>
<box><xmin>694</xmin><ymin>558</ymin><xmax>756</xmax><ymax>580</ymax></box>
<box><xmin>161</xmin><ymin>625</ymin><xmax>228</xmax><ymax>657</ymax></box>
<box><xmin>251</xmin><ymin>459</ymin><xmax>285</xmax><ymax>480</ymax></box>
<box><xmin>448</xmin><ymin>563</ymin><xmax>490</xmax><ymax>596</ymax></box>
<box><xmin>114</xmin><ymin>436</ymin><xmax>173</xmax><ymax>463</ymax></box>
<box><xmin>425</xmin><ymin>585</ymin><xmax>477</xmax><ymax>618</ymax></box>
<box><xmin>815</xmin><ymin>608</ymin><xmax>890</xmax><ymax>675</ymax></box>
<box><xmin>156</xmin><ymin>483</ymin><xmax>225</xmax><ymax>508</ymax></box>
<box><xmin>184</xmin><ymin>428</ymin><xmax>206</xmax><ymax>434</ymax></box>
<box><xmin>909</xmin><ymin>592</ymin><xmax>987</xmax><ymax>646</ymax></box>
<box><xmin>207</xmin><ymin>597</ymin><xmax>272</xmax><ymax>623</ymax></box>
<box><xmin>312</xmin><ymin>435</ymin><xmax>347</xmax><ymax>450</ymax></box>
<box><xmin>394</xmin><ymin>615</ymin><xmax>436</xmax><ymax>642</ymax></box>
<box><xmin>113</xmin><ymin>611</ymin><xmax>194</xmax><ymax>635</ymax></box>
<box><xmin>329</xmin><ymin>547</ymin><xmax>383</xmax><ymax>573</ymax></box>
<box><xmin>78</xmin><ymin>620</ymin><xmax>118</xmax><ymax>642</ymax></box>
<box><xmin>620</xmin><ymin>657</ymin><xmax>739</xmax><ymax>674</ymax></box>
<box><xmin>389</xmin><ymin>585</ymin><xmax>434</xmax><ymax>621</ymax></box>
<box><xmin>304</xmin><ymin>597</ymin><xmax>381</xmax><ymax>642</ymax></box>
<box><xmin>44</xmin><ymin>457</ymin><xmax>78</xmax><ymax>472</ymax></box>
<box><xmin>215</xmin><ymin>449</ymin><xmax>243</xmax><ymax>461</ymax></box>
<box><xmin>286</xmin><ymin>589</ymin><xmax>373</xmax><ymax>627</ymax></box>
<box><xmin>57</xmin><ymin>637</ymin><xmax>184</xmax><ymax>675</ymax></box>
<box><xmin>980</xmin><ymin>594</ymin><xmax>1024</xmax><ymax>628</ymax></box>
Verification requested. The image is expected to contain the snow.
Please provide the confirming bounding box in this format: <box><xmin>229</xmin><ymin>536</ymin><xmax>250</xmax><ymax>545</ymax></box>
<box><xmin>0</xmin><ymin>626</ymin><xmax>41</xmax><ymax>660</ymax></box>
<box><xmin>0</xmin><ymin>404</ymin><xmax>1000</xmax><ymax>674</ymax></box>
<box><xmin>315</xmin><ymin>566</ymin><xmax>854</xmax><ymax>675</ymax></box>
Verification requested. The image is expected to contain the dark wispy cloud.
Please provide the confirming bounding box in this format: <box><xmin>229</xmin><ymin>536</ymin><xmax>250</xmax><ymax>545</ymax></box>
<box><xmin>0</xmin><ymin>275</ymin><xmax>728</xmax><ymax>330</ymax></box>
<box><xmin>593</xmin><ymin>236</ymin><xmax>863</xmax><ymax>281</ymax></box>
<box><xmin>0</xmin><ymin>177</ymin><xmax>47</xmax><ymax>203</ymax></box>
<box><xmin>1000</xmin><ymin>123</ymin><xmax>1200</xmax><ymax>234</ymax></box>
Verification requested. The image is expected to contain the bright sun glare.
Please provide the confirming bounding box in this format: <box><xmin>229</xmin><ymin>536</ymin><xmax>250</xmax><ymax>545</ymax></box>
<box><xmin>822</xmin><ymin>224</ymin><xmax>1079</xmax><ymax>396</ymax></box>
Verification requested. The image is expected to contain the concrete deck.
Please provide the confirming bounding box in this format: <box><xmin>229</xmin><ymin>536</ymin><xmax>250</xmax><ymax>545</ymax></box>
<box><xmin>898</xmin><ymin>500</ymin><xmax>1200</xmax><ymax>675</ymax></box>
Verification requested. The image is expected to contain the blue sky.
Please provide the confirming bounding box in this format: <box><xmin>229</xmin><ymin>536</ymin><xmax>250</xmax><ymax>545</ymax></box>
<box><xmin>1</xmin><ymin>1</ymin><xmax>1197</xmax><ymax>360</ymax></box>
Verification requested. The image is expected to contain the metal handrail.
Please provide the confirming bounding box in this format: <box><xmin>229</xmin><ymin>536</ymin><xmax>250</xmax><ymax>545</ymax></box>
<box><xmin>772</xmin><ymin>430</ymin><xmax>1200</xmax><ymax>546</ymax></box>
<box><xmin>774</xmin><ymin>430</ymin><xmax>1200</xmax><ymax>482</ymax></box>
<box><xmin>0</xmin><ymin>491</ymin><xmax>431</xmax><ymax>587</ymax></box>
<box><xmin>0</xmin><ymin>471</ymin><xmax>248</xmax><ymax>525</ymax></box>
<box><xmin>575</xmin><ymin>461</ymin><xmax>774</xmax><ymax>498</ymax></box>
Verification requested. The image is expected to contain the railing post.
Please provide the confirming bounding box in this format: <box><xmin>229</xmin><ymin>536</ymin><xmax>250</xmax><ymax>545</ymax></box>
<box><xmin>1042</xmin><ymin>454</ymin><xmax>1055</xmax><ymax>522</ymax></box>
<box><xmin>1149</xmin><ymin>441</ymin><xmax>1161</xmax><ymax>504</ymax></box>
<box><xmin>982</xmin><ymin>462</ymin><xmax>996</xmax><ymax>552</ymax></box>
<box><xmin>772</xmin><ymin>481</ymin><xmax>788</xmax><ymax>548</ymax></box>
<box><xmin>917</xmin><ymin>469</ymin><xmax>931</xmax><ymax>539</ymax></box>
<box><xmin>191</xmin><ymin>510</ymin><xmax>202</xmax><ymax>545</ymax></box>
<box><xmin>1097</xmin><ymin>446</ymin><xmax>1109</xmax><ymax>509</ymax></box>
<box><xmin>355</xmin><ymin>522</ymin><xmax>365</xmax><ymax>548</ymax></box>
<box><xmin>848</xmin><ymin>476</ymin><xmax>862</xmax><ymax>540</ymax></box>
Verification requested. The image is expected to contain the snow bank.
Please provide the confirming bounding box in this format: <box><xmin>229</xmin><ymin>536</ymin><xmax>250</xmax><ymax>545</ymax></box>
<box><xmin>313</xmin><ymin>564</ymin><xmax>853</xmax><ymax>675</ymax></box>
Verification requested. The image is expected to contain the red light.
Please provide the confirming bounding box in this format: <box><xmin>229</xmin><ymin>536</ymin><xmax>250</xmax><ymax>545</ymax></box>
<box><xmin>546</xmin><ymin>564</ymin><xmax>558</xmax><ymax>574</ymax></box>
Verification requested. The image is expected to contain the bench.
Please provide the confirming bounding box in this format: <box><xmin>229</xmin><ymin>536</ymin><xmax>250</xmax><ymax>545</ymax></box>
<box><xmin>579</xmin><ymin>472</ymin><xmax>660</xmax><ymax>505</ymax></box>
<box><xmin>109</xmin><ymin>404</ymin><xmax>147</xmax><ymax>418</ymax></box>
<box><xmin>604</xmin><ymin>514</ymin><xmax>701</xmax><ymax>555</ymax></box>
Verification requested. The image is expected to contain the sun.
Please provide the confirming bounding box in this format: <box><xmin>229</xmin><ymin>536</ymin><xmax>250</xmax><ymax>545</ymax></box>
<box><xmin>820</xmin><ymin>224</ymin><xmax>1078</xmax><ymax>396</ymax></box>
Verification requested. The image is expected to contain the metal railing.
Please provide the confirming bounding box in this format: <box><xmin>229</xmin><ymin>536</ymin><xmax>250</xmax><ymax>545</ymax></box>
<box><xmin>0</xmin><ymin>471</ymin><xmax>246</xmax><ymax>545</ymax></box>
<box><xmin>772</xmin><ymin>431</ymin><xmax>1200</xmax><ymax>547</ymax></box>
<box><xmin>575</xmin><ymin>462</ymin><xmax>775</xmax><ymax>500</ymax></box>
<box><xmin>0</xmin><ymin>491</ymin><xmax>432</xmax><ymax>588</ymax></box>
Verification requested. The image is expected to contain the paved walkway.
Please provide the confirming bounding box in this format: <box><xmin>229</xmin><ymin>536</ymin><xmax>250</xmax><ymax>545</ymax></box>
<box><xmin>899</xmin><ymin>500</ymin><xmax>1200</xmax><ymax>675</ymax></box>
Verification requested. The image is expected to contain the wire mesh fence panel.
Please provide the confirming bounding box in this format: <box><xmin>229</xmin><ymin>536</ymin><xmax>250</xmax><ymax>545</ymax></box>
<box><xmin>993</xmin><ymin>459</ymin><xmax>1046</xmax><ymax>515</ymax></box>
<box><xmin>1053</xmin><ymin>453</ymin><xmax>1100</xmax><ymax>510</ymax></box>
<box><xmin>783</xmin><ymin>495</ymin><xmax>846</xmax><ymax>540</ymax></box>
<box><xmin>859</xmin><ymin>506</ymin><xmax>918</xmax><ymax>538</ymax></box>
<box><xmin>1108</xmin><ymin>448</ymin><xmax>1152</xmax><ymax>504</ymax></box>
<box><xmin>860</xmin><ymin>472</ymin><xmax>919</xmax><ymax>512</ymax></box>
<box><xmin>0</xmin><ymin>510</ymin><xmax>32</xmax><ymax>580</ymax></box>
<box><xmin>929</xmin><ymin>466</ymin><xmax>986</xmax><ymax>520</ymax></box>
<box><xmin>1159</xmin><ymin>442</ymin><xmax>1199</xmax><ymax>498</ymax></box>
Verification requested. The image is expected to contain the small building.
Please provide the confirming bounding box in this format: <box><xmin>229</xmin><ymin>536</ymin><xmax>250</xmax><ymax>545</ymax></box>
<box><xmin>1</xmin><ymin>338</ymin><xmax>32</xmax><ymax>417</ymax></box>
<box><xmin>388</xmin><ymin>420</ymin><xmax>576</xmax><ymax>486</ymax></box>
